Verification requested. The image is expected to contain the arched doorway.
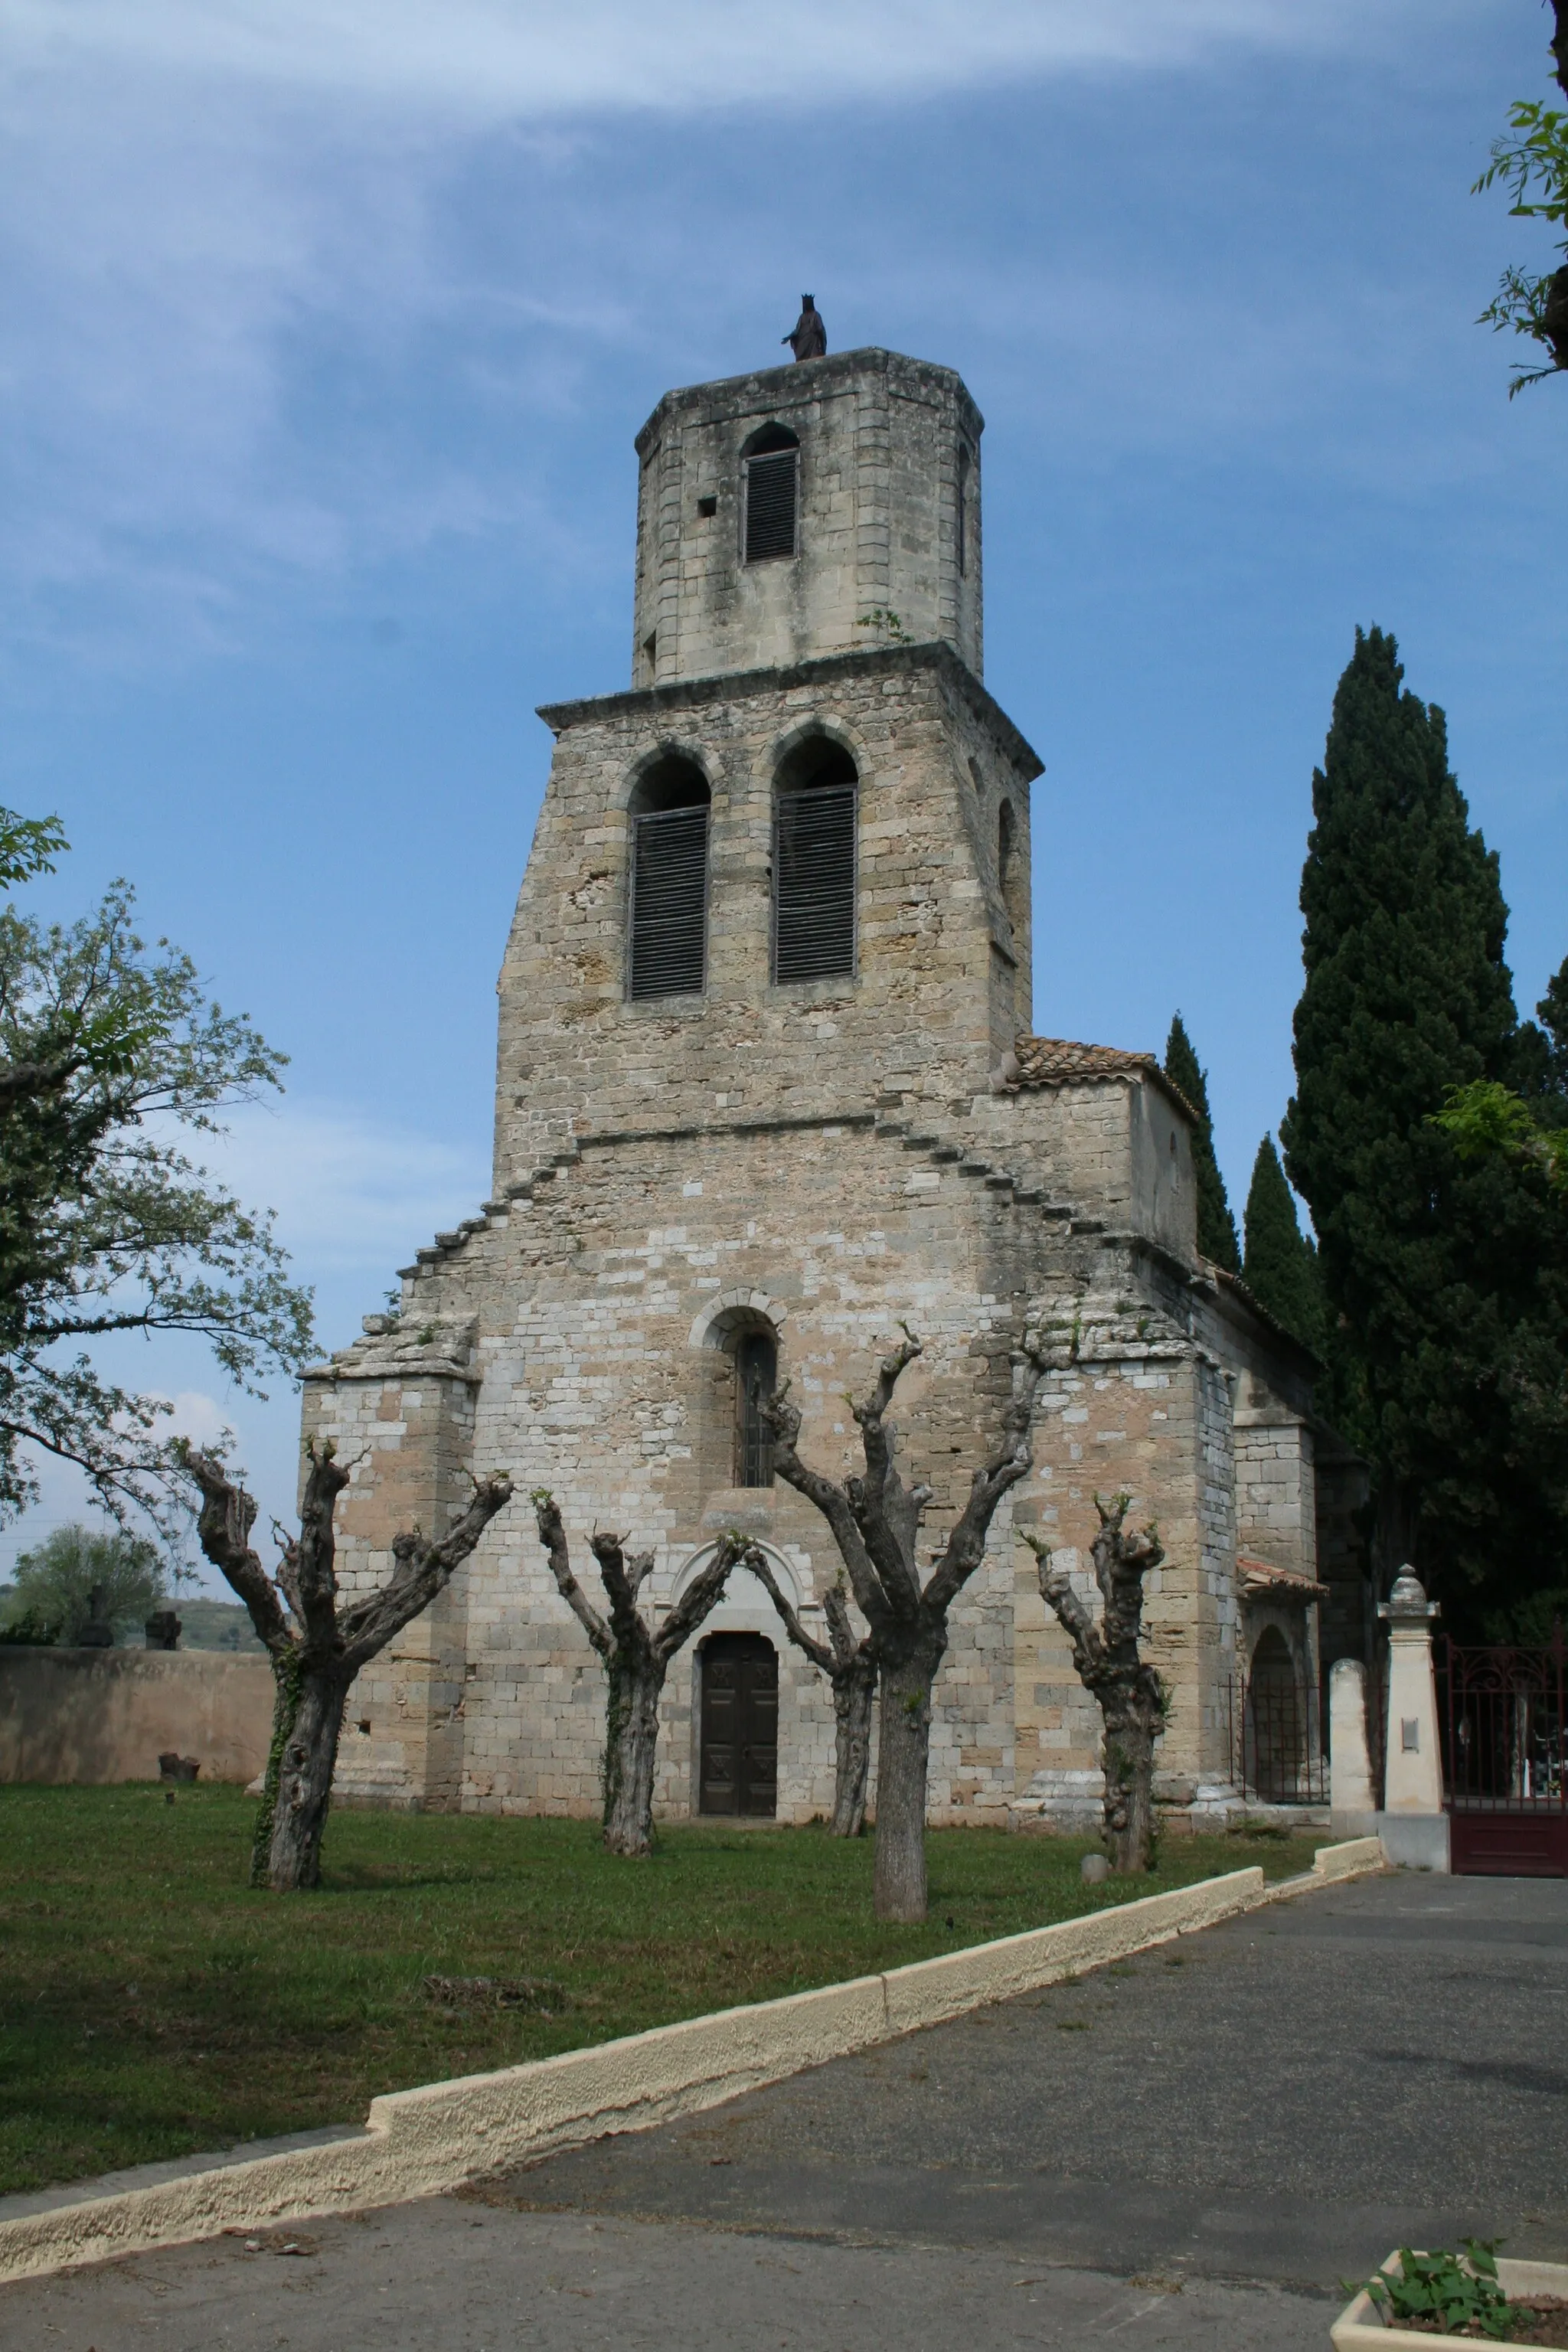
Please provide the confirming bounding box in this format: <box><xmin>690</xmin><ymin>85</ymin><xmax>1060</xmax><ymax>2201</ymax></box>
<box><xmin>699</xmin><ymin>1633</ymin><xmax>778</xmax><ymax>1817</ymax></box>
<box><xmin>1245</xmin><ymin>1625</ymin><xmax>1308</xmax><ymax>1802</ymax></box>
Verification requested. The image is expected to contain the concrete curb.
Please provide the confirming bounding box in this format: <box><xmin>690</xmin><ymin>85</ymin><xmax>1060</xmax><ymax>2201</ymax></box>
<box><xmin>0</xmin><ymin>1843</ymin><xmax>1380</xmax><ymax>2285</ymax></box>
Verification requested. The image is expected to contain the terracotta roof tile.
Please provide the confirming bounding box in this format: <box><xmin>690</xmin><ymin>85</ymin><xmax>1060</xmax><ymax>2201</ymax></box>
<box><xmin>1010</xmin><ymin>1035</ymin><xmax>1199</xmax><ymax>1125</ymax></box>
<box><xmin>1237</xmin><ymin>1553</ymin><xmax>1329</xmax><ymax>1603</ymax></box>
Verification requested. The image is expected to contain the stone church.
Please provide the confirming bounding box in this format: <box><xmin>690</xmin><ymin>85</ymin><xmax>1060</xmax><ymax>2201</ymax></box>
<box><xmin>304</xmin><ymin>341</ymin><xmax>1365</xmax><ymax>1831</ymax></box>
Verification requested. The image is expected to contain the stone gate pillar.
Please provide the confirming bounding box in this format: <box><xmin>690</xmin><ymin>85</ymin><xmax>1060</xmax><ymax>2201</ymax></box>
<box><xmin>1376</xmin><ymin>1568</ymin><xmax>1449</xmax><ymax>1870</ymax></box>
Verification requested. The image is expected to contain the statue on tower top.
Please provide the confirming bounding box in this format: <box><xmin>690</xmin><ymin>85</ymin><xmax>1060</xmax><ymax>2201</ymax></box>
<box><xmin>783</xmin><ymin>296</ymin><xmax>827</xmax><ymax>362</ymax></box>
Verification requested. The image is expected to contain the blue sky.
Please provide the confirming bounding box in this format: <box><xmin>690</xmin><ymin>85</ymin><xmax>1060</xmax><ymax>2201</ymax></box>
<box><xmin>2</xmin><ymin>0</ymin><xmax>1565</xmax><ymax>1579</ymax></box>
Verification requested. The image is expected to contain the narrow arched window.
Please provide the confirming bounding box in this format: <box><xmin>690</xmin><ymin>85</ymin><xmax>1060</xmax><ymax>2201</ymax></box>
<box><xmin>627</xmin><ymin>756</ymin><xmax>710</xmax><ymax>1000</ymax></box>
<box><xmin>998</xmin><ymin>797</ymin><xmax>1026</xmax><ymax>941</ymax></box>
<box><xmin>734</xmin><ymin>1330</ymin><xmax>777</xmax><ymax>1487</ymax></box>
<box><xmin>743</xmin><ymin>423</ymin><xmax>799</xmax><ymax>564</ymax></box>
<box><xmin>956</xmin><ymin>443</ymin><xmax>969</xmax><ymax>579</ymax></box>
<box><xmin>773</xmin><ymin>738</ymin><xmax>858</xmax><ymax>983</ymax></box>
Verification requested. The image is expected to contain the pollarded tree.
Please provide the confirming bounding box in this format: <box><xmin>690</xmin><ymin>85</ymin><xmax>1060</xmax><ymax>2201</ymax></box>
<box><xmin>1022</xmin><ymin>1497</ymin><xmax>1168</xmax><ymax>1875</ymax></box>
<box><xmin>763</xmin><ymin>1327</ymin><xmax>1050</xmax><ymax>1922</ymax></box>
<box><xmin>1163</xmin><ymin>1014</ymin><xmax>1240</xmax><ymax>1273</ymax></box>
<box><xmin>531</xmin><ymin>1497</ymin><xmax>747</xmax><ymax>1856</ymax></box>
<box><xmin>186</xmin><ymin>1445</ymin><xmax>513</xmax><ymax>1891</ymax></box>
<box><xmin>746</xmin><ymin>1550</ymin><xmax>877</xmax><ymax>1838</ymax></box>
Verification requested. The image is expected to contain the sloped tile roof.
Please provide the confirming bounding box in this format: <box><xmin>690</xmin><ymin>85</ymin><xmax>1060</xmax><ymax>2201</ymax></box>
<box><xmin>1238</xmin><ymin>1552</ymin><xmax>1330</xmax><ymax>1603</ymax></box>
<box><xmin>1011</xmin><ymin>1035</ymin><xmax>1199</xmax><ymax>1125</ymax></box>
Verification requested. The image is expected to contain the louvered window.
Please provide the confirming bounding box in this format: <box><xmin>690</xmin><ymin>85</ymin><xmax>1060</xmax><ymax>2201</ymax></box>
<box><xmin>744</xmin><ymin>426</ymin><xmax>799</xmax><ymax>562</ymax></box>
<box><xmin>773</xmin><ymin>779</ymin><xmax>857</xmax><ymax>982</ymax></box>
<box><xmin>629</xmin><ymin>803</ymin><xmax>708</xmax><ymax>998</ymax></box>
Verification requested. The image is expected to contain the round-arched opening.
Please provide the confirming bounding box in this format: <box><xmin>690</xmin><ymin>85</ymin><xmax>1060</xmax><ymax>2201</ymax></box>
<box><xmin>997</xmin><ymin>796</ymin><xmax>1027</xmax><ymax>943</ymax></box>
<box><xmin>1245</xmin><ymin>1624</ymin><xmax>1308</xmax><ymax>1802</ymax></box>
<box><xmin>626</xmin><ymin>755</ymin><xmax>711</xmax><ymax>1000</ymax></box>
<box><xmin>733</xmin><ymin>1326</ymin><xmax>777</xmax><ymax>1488</ymax></box>
<box><xmin>743</xmin><ymin>423</ymin><xmax>800</xmax><ymax>564</ymax></box>
<box><xmin>743</xmin><ymin>421</ymin><xmax>799</xmax><ymax>459</ymax></box>
<box><xmin>629</xmin><ymin>752</ymin><xmax>710</xmax><ymax>818</ymax></box>
<box><xmin>773</xmin><ymin>736</ymin><xmax>858</xmax><ymax>984</ymax></box>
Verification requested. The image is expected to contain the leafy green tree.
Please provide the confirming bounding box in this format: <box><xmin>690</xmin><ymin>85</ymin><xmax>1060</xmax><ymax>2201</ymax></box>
<box><xmin>1163</xmin><ymin>1014</ymin><xmax>1240</xmax><ymax>1272</ymax></box>
<box><xmin>1282</xmin><ymin>627</ymin><xmax>1568</xmax><ymax>1625</ymax></box>
<box><xmin>1474</xmin><ymin>1</ymin><xmax>1568</xmax><ymax>394</ymax></box>
<box><xmin>1241</xmin><ymin>1135</ymin><xmax>1326</xmax><ymax>1354</ymax></box>
<box><xmin>2</xmin><ymin>1522</ymin><xmax>170</xmax><ymax>1643</ymax></box>
<box><xmin>0</xmin><ymin>809</ymin><xmax>313</xmax><ymax>1540</ymax></box>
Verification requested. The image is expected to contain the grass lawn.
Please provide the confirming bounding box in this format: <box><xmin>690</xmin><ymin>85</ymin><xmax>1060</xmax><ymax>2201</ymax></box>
<box><xmin>0</xmin><ymin>1785</ymin><xmax>1329</xmax><ymax>2198</ymax></box>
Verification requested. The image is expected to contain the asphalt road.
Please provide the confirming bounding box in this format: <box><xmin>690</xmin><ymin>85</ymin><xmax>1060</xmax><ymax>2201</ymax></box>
<box><xmin>3</xmin><ymin>1868</ymin><xmax>1563</xmax><ymax>2350</ymax></box>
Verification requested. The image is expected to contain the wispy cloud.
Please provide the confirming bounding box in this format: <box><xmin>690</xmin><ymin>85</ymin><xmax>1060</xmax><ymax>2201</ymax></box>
<box><xmin>6</xmin><ymin>2</ymin><xmax>1383</xmax><ymax>119</ymax></box>
<box><xmin>0</xmin><ymin>0</ymin><xmax>1432</xmax><ymax>662</ymax></box>
<box><xmin>209</xmin><ymin>1096</ymin><xmax>490</xmax><ymax>1279</ymax></box>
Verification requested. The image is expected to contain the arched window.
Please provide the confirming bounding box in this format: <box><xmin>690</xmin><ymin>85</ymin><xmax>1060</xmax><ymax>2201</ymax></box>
<box><xmin>626</xmin><ymin>755</ymin><xmax>710</xmax><ymax>1000</ymax></box>
<box><xmin>956</xmin><ymin>443</ymin><xmax>970</xmax><ymax>579</ymax></box>
<box><xmin>743</xmin><ymin>423</ymin><xmax>799</xmax><ymax>564</ymax></box>
<box><xmin>734</xmin><ymin>1329</ymin><xmax>777</xmax><ymax>1487</ymax></box>
<box><xmin>998</xmin><ymin>797</ymin><xmax>1027</xmax><ymax>943</ymax></box>
<box><xmin>773</xmin><ymin>737</ymin><xmax>858</xmax><ymax>984</ymax></box>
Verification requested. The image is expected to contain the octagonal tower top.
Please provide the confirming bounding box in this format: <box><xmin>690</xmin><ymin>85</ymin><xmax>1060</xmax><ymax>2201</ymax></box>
<box><xmin>631</xmin><ymin>346</ymin><xmax>982</xmax><ymax>691</ymax></box>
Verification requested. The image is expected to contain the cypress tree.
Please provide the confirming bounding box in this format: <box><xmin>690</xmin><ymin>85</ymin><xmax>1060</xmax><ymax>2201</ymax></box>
<box><xmin>1163</xmin><ymin>1013</ymin><xmax>1240</xmax><ymax>1272</ymax></box>
<box><xmin>1281</xmin><ymin>625</ymin><xmax>1568</xmax><ymax>1625</ymax></box>
<box><xmin>1241</xmin><ymin>1135</ymin><xmax>1325</xmax><ymax>1356</ymax></box>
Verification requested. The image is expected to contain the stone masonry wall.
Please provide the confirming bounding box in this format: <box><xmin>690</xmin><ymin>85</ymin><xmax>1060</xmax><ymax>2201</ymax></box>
<box><xmin>632</xmin><ymin>348</ymin><xmax>983</xmax><ymax>687</ymax></box>
<box><xmin>498</xmin><ymin>645</ymin><xmax>1040</xmax><ymax>1188</ymax></box>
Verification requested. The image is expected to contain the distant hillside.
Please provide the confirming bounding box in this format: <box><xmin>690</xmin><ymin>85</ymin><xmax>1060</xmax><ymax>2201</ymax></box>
<box><xmin>172</xmin><ymin>1597</ymin><xmax>266</xmax><ymax>1654</ymax></box>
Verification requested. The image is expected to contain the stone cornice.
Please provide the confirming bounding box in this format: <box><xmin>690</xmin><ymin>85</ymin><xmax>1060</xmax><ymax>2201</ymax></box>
<box><xmin>537</xmin><ymin>640</ymin><xmax>1044</xmax><ymax>786</ymax></box>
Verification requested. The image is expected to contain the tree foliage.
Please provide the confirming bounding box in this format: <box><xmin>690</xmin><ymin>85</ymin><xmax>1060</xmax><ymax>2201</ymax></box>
<box><xmin>1281</xmin><ymin>627</ymin><xmax>1568</xmax><ymax>1625</ymax></box>
<box><xmin>1163</xmin><ymin>1014</ymin><xmax>1239</xmax><ymax>1272</ymax></box>
<box><xmin>1241</xmin><ymin>1135</ymin><xmax>1326</xmax><ymax>1355</ymax></box>
<box><xmin>0</xmin><ymin>821</ymin><xmax>314</xmax><ymax>1540</ymax></box>
<box><xmin>1474</xmin><ymin>2</ymin><xmax>1568</xmax><ymax>394</ymax></box>
<box><xmin>1</xmin><ymin>1521</ymin><xmax>170</xmax><ymax>1644</ymax></box>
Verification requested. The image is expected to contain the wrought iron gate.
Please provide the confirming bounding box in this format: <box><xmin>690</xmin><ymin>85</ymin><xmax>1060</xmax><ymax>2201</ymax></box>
<box><xmin>1223</xmin><ymin>1662</ymin><xmax>1327</xmax><ymax>1805</ymax></box>
<box><xmin>1440</xmin><ymin>1630</ymin><xmax>1568</xmax><ymax>1877</ymax></box>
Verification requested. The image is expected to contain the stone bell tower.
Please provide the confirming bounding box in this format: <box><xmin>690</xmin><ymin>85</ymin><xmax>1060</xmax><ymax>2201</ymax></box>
<box><xmin>631</xmin><ymin>347</ymin><xmax>983</xmax><ymax>688</ymax></box>
<box><xmin>493</xmin><ymin>344</ymin><xmax>1034</xmax><ymax>1193</ymax></box>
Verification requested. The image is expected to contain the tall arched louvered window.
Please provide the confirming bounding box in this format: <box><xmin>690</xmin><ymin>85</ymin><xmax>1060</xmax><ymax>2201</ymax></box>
<box><xmin>773</xmin><ymin>738</ymin><xmax>858</xmax><ymax>984</ymax></box>
<box><xmin>743</xmin><ymin>423</ymin><xmax>799</xmax><ymax>564</ymax></box>
<box><xmin>626</xmin><ymin>756</ymin><xmax>710</xmax><ymax>1000</ymax></box>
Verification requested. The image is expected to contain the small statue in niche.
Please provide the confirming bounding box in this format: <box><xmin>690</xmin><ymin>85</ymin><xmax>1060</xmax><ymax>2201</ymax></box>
<box><xmin>783</xmin><ymin>296</ymin><xmax>826</xmax><ymax>362</ymax></box>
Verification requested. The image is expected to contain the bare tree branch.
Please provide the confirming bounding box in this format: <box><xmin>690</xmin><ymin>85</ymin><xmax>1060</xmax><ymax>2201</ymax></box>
<box><xmin>531</xmin><ymin>1489</ymin><xmax>610</xmax><ymax>1656</ymax></box>
<box><xmin>185</xmin><ymin>1446</ymin><xmax>512</xmax><ymax>1890</ymax></box>
<box><xmin>655</xmin><ymin>1531</ymin><xmax>746</xmax><ymax>1663</ymax></box>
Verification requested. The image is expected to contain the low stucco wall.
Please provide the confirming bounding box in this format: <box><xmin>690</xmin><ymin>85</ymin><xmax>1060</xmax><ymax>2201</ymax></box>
<box><xmin>0</xmin><ymin>1648</ymin><xmax>274</xmax><ymax>1786</ymax></box>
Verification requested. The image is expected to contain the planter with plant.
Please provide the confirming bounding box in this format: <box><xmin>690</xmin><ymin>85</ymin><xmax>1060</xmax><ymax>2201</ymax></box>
<box><xmin>1332</xmin><ymin>2246</ymin><xmax>1568</xmax><ymax>2347</ymax></box>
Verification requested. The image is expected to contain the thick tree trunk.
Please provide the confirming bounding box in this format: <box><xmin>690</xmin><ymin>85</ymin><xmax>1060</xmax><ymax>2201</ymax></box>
<box><xmin>1101</xmin><ymin>1685</ymin><xmax>1161</xmax><ymax>1875</ymax></box>
<box><xmin>830</xmin><ymin>1661</ymin><xmax>876</xmax><ymax>1838</ymax></box>
<box><xmin>250</xmin><ymin>1650</ymin><xmax>302</xmax><ymax>1888</ymax></box>
<box><xmin>873</xmin><ymin>1651</ymin><xmax>935</xmax><ymax>1920</ymax></box>
<box><xmin>266</xmin><ymin>1665</ymin><xmax>348</xmax><ymax>1893</ymax></box>
<box><xmin>603</xmin><ymin>1652</ymin><xmax>665</xmax><ymax>1857</ymax></box>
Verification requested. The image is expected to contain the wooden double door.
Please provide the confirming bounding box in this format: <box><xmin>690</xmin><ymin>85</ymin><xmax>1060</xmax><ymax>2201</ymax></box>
<box><xmin>699</xmin><ymin>1633</ymin><xmax>778</xmax><ymax>1817</ymax></box>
